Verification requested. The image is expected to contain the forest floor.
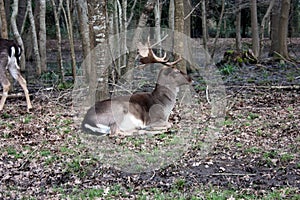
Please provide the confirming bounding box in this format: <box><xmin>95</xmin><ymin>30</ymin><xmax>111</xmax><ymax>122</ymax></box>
<box><xmin>0</xmin><ymin>44</ymin><xmax>300</xmax><ymax>199</ymax></box>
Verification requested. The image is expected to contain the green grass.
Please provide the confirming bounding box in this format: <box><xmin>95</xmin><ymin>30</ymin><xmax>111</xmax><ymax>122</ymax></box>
<box><xmin>220</xmin><ymin>64</ymin><xmax>235</xmax><ymax>75</ymax></box>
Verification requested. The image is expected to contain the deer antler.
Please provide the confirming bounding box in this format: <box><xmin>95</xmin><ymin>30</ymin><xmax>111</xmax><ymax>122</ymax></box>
<box><xmin>137</xmin><ymin>37</ymin><xmax>168</xmax><ymax>64</ymax></box>
<box><xmin>165</xmin><ymin>55</ymin><xmax>182</xmax><ymax>67</ymax></box>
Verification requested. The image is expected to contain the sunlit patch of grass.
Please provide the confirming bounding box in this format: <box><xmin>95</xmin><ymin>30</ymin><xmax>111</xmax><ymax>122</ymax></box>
<box><xmin>223</xmin><ymin>119</ymin><xmax>233</xmax><ymax>126</ymax></box>
<box><xmin>220</xmin><ymin>64</ymin><xmax>235</xmax><ymax>75</ymax></box>
<box><xmin>1</xmin><ymin>112</ymin><xmax>11</xmax><ymax>119</ymax></box>
<box><xmin>174</xmin><ymin>178</ymin><xmax>186</xmax><ymax>190</ymax></box>
<box><xmin>40</xmin><ymin>150</ymin><xmax>51</xmax><ymax>157</ymax></box>
<box><xmin>247</xmin><ymin>112</ymin><xmax>259</xmax><ymax>120</ymax></box>
<box><xmin>5</xmin><ymin>146</ymin><xmax>24</xmax><ymax>159</ymax></box>
<box><xmin>235</xmin><ymin>142</ymin><xmax>243</xmax><ymax>148</ymax></box>
<box><xmin>245</xmin><ymin>146</ymin><xmax>261</xmax><ymax>154</ymax></box>
<box><xmin>280</xmin><ymin>153</ymin><xmax>294</xmax><ymax>163</ymax></box>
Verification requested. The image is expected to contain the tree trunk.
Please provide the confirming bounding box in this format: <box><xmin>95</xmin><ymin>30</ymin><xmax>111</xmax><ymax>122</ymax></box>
<box><xmin>51</xmin><ymin>0</ymin><xmax>64</xmax><ymax>83</ymax></box>
<box><xmin>270</xmin><ymin>0</ymin><xmax>280</xmax><ymax>55</ymax></box>
<box><xmin>154</xmin><ymin>0</ymin><xmax>162</xmax><ymax>56</ymax></box>
<box><xmin>63</xmin><ymin>0</ymin><xmax>77</xmax><ymax>80</ymax></box>
<box><xmin>39</xmin><ymin>0</ymin><xmax>47</xmax><ymax>73</ymax></box>
<box><xmin>250</xmin><ymin>0</ymin><xmax>259</xmax><ymax>57</ymax></box>
<box><xmin>17</xmin><ymin>0</ymin><xmax>27</xmax><ymax>32</ymax></box>
<box><xmin>174</xmin><ymin>0</ymin><xmax>186</xmax><ymax>73</ymax></box>
<box><xmin>168</xmin><ymin>0</ymin><xmax>174</xmax><ymax>55</ymax></box>
<box><xmin>168</xmin><ymin>0</ymin><xmax>174</xmax><ymax>30</ymax></box>
<box><xmin>0</xmin><ymin>0</ymin><xmax>8</xmax><ymax>39</ymax></box>
<box><xmin>127</xmin><ymin>0</ymin><xmax>156</xmax><ymax>69</ymax></box>
<box><xmin>87</xmin><ymin>0</ymin><xmax>108</xmax><ymax>101</ymax></box>
<box><xmin>201</xmin><ymin>0</ymin><xmax>208</xmax><ymax>53</ymax></box>
<box><xmin>235</xmin><ymin>0</ymin><xmax>242</xmax><ymax>52</ymax></box>
<box><xmin>27</xmin><ymin>0</ymin><xmax>41</xmax><ymax>75</ymax></box>
<box><xmin>259</xmin><ymin>0</ymin><xmax>275</xmax><ymax>56</ymax></box>
<box><xmin>278</xmin><ymin>0</ymin><xmax>290</xmax><ymax>58</ymax></box>
<box><xmin>211</xmin><ymin>0</ymin><xmax>225</xmax><ymax>58</ymax></box>
<box><xmin>11</xmin><ymin>0</ymin><xmax>26</xmax><ymax>70</ymax></box>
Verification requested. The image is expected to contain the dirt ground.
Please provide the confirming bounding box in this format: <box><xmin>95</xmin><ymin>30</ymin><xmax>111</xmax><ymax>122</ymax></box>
<box><xmin>0</xmin><ymin>42</ymin><xmax>299</xmax><ymax>199</ymax></box>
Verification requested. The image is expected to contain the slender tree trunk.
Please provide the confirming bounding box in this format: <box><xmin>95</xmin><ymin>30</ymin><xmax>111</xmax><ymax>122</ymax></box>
<box><xmin>154</xmin><ymin>0</ymin><xmax>162</xmax><ymax>56</ymax></box>
<box><xmin>278</xmin><ymin>0</ymin><xmax>290</xmax><ymax>58</ymax></box>
<box><xmin>174</xmin><ymin>0</ymin><xmax>186</xmax><ymax>73</ymax></box>
<box><xmin>11</xmin><ymin>0</ymin><xmax>26</xmax><ymax>70</ymax></box>
<box><xmin>27</xmin><ymin>0</ymin><xmax>41</xmax><ymax>75</ymax></box>
<box><xmin>168</xmin><ymin>0</ymin><xmax>174</xmax><ymax>55</ymax></box>
<box><xmin>250</xmin><ymin>0</ymin><xmax>259</xmax><ymax>57</ymax></box>
<box><xmin>17</xmin><ymin>0</ymin><xmax>27</xmax><ymax>32</ymax></box>
<box><xmin>201</xmin><ymin>0</ymin><xmax>208</xmax><ymax>53</ymax></box>
<box><xmin>51</xmin><ymin>0</ymin><xmax>64</xmax><ymax>83</ymax></box>
<box><xmin>127</xmin><ymin>0</ymin><xmax>156</xmax><ymax>69</ymax></box>
<box><xmin>235</xmin><ymin>0</ymin><xmax>242</xmax><ymax>52</ymax></box>
<box><xmin>259</xmin><ymin>0</ymin><xmax>275</xmax><ymax>56</ymax></box>
<box><xmin>168</xmin><ymin>0</ymin><xmax>174</xmax><ymax>30</ymax></box>
<box><xmin>211</xmin><ymin>0</ymin><xmax>225</xmax><ymax>58</ymax></box>
<box><xmin>63</xmin><ymin>0</ymin><xmax>77</xmax><ymax>80</ymax></box>
<box><xmin>270</xmin><ymin>0</ymin><xmax>280</xmax><ymax>55</ymax></box>
<box><xmin>0</xmin><ymin>0</ymin><xmax>8</xmax><ymax>38</ymax></box>
<box><xmin>39</xmin><ymin>0</ymin><xmax>47</xmax><ymax>73</ymax></box>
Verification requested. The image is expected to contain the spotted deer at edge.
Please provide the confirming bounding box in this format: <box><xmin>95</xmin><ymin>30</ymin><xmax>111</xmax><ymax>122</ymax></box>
<box><xmin>0</xmin><ymin>38</ymin><xmax>32</xmax><ymax>111</ymax></box>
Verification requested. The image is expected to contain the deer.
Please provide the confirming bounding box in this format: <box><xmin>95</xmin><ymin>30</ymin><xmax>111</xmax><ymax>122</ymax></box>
<box><xmin>81</xmin><ymin>39</ymin><xmax>191</xmax><ymax>136</ymax></box>
<box><xmin>0</xmin><ymin>38</ymin><xmax>32</xmax><ymax>111</ymax></box>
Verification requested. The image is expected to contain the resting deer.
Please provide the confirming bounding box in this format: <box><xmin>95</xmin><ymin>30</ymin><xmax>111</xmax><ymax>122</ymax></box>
<box><xmin>81</xmin><ymin>40</ymin><xmax>191</xmax><ymax>135</ymax></box>
<box><xmin>0</xmin><ymin>38</ymin><xmax>32</xmax><ymax>111</ymax></box>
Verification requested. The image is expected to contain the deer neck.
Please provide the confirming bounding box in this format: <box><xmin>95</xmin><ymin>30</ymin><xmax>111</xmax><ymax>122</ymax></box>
<box><xmin>152</xmin><ymin>83</ymin><xmax>178</xmax><ymax>107</ymax></box>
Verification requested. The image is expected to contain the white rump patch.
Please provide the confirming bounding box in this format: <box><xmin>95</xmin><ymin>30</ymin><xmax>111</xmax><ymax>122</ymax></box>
<box><xmin>84</xmin><ymin>123</ymin><xmax>110</xmax><ymax>134</ymax></box>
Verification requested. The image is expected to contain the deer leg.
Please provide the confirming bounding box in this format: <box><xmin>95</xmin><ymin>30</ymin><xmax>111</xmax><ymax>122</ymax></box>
<box><xmin>0</xmin><ymin>79</ymin><xmax>10</xmax><ymax>111</ymax></box>
<box><xmin>16</xmin><ymin>74</ymin><xmax>32</xmax><ymax>111</ymax></box>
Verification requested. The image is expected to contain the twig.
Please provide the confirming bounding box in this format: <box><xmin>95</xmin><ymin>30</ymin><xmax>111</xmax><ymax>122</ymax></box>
<box><xmin>184</xmin><ymin>1</ymin><xmax>201</xmax><ymax>20</ymax></box>
<box><xmin>206</xmin><ymin>85</ymin><xmax>211</xmax><ymax>104</ymax></box>
<box><xmin>273</xmin><ymin>51</ymin><xmax>297</xmax><ymax>66</ymax></box>
<box><xmin>149</xmin><ymin>34</ymin><xmax>168</xmax><ymax>48</ymax></box>
<box><xmin>211</xmin><ymin>173</ymin><xmax>256</xmax><ymax>176</ymax></box>
<box><xmin>19</xmin><ymin>144</ymin><xmax>44</xmax><ymax>170</ymax></box>
<box><xmin>227</xmin><ymin>85</ymin><xmax>300</xmax><ymax>90</ymax></box>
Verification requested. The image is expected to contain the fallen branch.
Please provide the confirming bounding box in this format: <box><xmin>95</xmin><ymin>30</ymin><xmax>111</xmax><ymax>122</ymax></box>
<box><xmin>273</xmin><ymin>51</ymin><xmax>297</xmax><ymax>66</ymax></box>
<box><xmin>211</xmin><ymin>173</ymin><xmax>256</xmax><ymax>176</ymax></box>
<box><xmin>226</xmin><ymin>85</ymin><xmax>300</xmax><ymax>90</ymax></box>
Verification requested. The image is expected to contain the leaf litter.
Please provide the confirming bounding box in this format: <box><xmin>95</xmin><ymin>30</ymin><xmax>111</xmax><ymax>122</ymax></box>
<box><xmin>0</xmin><ymin>64</ymin><xmax>299</xmax><ymax>199</ymax></box>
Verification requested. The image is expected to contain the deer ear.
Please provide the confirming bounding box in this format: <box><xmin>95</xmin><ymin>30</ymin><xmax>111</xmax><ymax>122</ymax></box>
<box><xmin>17</xmin><ymin>45</ymin><xmax>22</xmax><ymax>57</ymax></box>
<box><xmin>9</xmin><ymin>46</ymin><xmax>15</xmax><ymax>58</ymax></box>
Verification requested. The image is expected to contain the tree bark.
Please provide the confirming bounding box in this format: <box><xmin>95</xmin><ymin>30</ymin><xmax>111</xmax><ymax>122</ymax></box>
<box><xmin>278</xmin><ymin>0</ymin><xmax>290</xmax><ymax>58</ymax></box>
<box><xmin>270</xmin><ymin>0</ymin><xmax>280</xmax><ymax>55</ymax></box>
<box><xmin>174</xmin><ymin>0</ymin><xmax>186</xmax><ymax>73</ymax></box>
<box><xmin>127</xmin><ymin>0</ymin><xmax>156</xmax><ymax>69</ymax></box>
<box><xmin>39</xmin><ymin>0</ymin><xmax>47</xmax><ymax>73</ymax></box>
<box><xmin>63</xmin><ymin>0</ymin><xmax>77</xmax><ymax>80</ymax></box>
<box><xmin>259</xmin><ymin>0</ymin><xmax>275</xmax><ymax>56</ymax></box>
<box><xmin>235</xmin><ymin>0</ymin><xmax>242</xmax><ymax>52</ymax></box>
<box><xmin>87</xmin><ymin>0</ymin><xmax>108</xmax><ymax>100</ymax></box>
<box><xmin>17</xmin><ymin>0</ymin><xmax>27</xmax><ymax>32</ymax></box>
<box><xmin>51</xmin><ymin>0</ymin><xmax>64</xmax><ymax>83</ymax></box>
<box><xmin>211</xmin><ymin>0</ymin><xmax>225</xmax><ymax>58</ymax></box>
<box><xmin>250</xmin><ymin>0</ymin><xmax>259</xmax><ymax>57</ymax></box>
<box><xmin>27</xmin><ymin>0</ymin><xmax>41</xmax><ymax>75</ymax></box>
<box><xmin>11</xmin><ymin>0</ymin><xmax>26</xmax><ymax>70</ymax></box>
<box><xmin>154</xmin><ymin>0</ymin><xmax>162</xmax><ymax>56</ymax></box>
<box><xmin>201</xmin><ymin>0</ymin><xmax>208</xmax><ymax>53</ymax></box>
<box><xmin>0</xmin><ymin>0</ymin><xmax>8</xmax><ymax>39</ymax></box>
